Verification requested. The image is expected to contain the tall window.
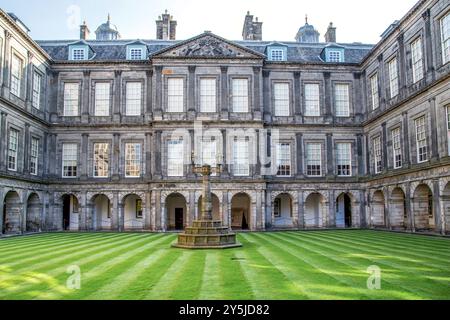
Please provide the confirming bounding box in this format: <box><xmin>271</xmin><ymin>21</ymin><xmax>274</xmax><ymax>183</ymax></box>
<box><xmin>334</xmin><ymin>84</ymin><xmax>350</xmax><ymax>117</ymax></box>
<box><xmin>232</xmin><ymin>79</ymin><xmax>249</xmax><ymax>113</ymax></box>
<box><xmin>125</xmin><ymin>143</ymin><xmax>141</xmax><ymax>177</ymax></box>
<box><xmin>411</xmin><ymin>37</ymin><xmax>424</xmax><ymax>83</ymax></box>
<box><xmin>94</xmin><ymin>143</ymin><xmax>109</xmax><ymax>177</ymax></box>
<box><xmin>63</xmin><ymin>83</ymin><xmax>79</xmax><ymax>116</ymax></box>
<box><xmin>167</xmin><ymin>139</ymin><xmax>184</xmax><ymax>177</ymax></box>
<box><xmin>32</xmin><ymin>72</ymin><xmax>42</xmax><ymax>109</ymax></box>
<box><xmin>304</xmin><ymin>83</ymin><xmax>320</xmax><ymax>116</ymax></box>
<box><xmin>200</xmin><ymin>78</ymin><xmax>216</xmax><ymax>113</ymax></box>
<box><xmin>8</xmin><ymin>129</ymin><xmax>19</xmax><ymax>171</ymax></box>
<box><xmin>373</xmin><ymin>136</ymin><xmax>382</xmax><ymax>174</ymax></box>
<box><xmin>201</xmin><ymin>139</ymin><xmax>217</xmax><ymax>167</ymax></box>
<box><xmin>388</xmin><ymin>58</ymin><xmax>399</xmax><ymax>98</ymax></box>
<box><xmin>441</xmin><ymin>12</ymin><xmax>450</xmax><ymax>64</ymax></box>
<box><xmin>415</xmin><ymin>116</ymin><xmax>428</xmax><ymax>163</ymax></box>
<box><xmin>125</xmin><ymin>82</ymin><xmax>142</xmax><ymax>116</ymax></box>
<box><xmin>10</xmin><ymin>54</ymin><xmax>23</xmax><ymax>97</ymax></box>
<box><xmin>273</xmin><ymin>83</ymin><xmax>290</xmax><ymax>116</ymax></box>
<box><xmin>62</xmin><ymin>143</ymin><xmax>78</xmax><ymax>178</ymax></box>
<box><xmin>392</xmin><ymin>128</ymin><xmax>402</xmax><ymax>169</ymax></box>
<box><xmin>306</xmin><ymin>143</ymin><xmax>322</xmax><ymax>176</ymax></box>
<box><xmin>94</xmin><ymin>82</ymin><xmax>110</xmax><ymax>116</ymax></box>
<box><xmin>370</xmin><ymin>73</ymin><xmax>379</xmax><ymax>110</ymax></box>
<box><xmin>30</xmin><ymin>137</ymin><xmax>39</xmax><ymax>175</ymax></box>
<box><xmin>233</xmin><ymin>138</ymin><xmax>249</xmax><ymax>176</ymax></box>
<box><xmin>336</xmin><ymin>143</ymin><xmax>352</xmax><ymax>176</ymax></box>
<box><xmin>276</xmin><ymin>143</ymin><xmax>291</xmax><ymax>177</ymax></box>
<box><xmin>167</xmin><ymin>78</ymin><xmax>184</xmax><ymax>112</ymax></box>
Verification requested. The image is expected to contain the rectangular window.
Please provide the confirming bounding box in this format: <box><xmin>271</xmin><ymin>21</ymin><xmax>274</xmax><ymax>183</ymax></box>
<box><xmin>200</xmin><ymin>78</ymin><xmax>216</xmax><ymax>113</ymax></box>
<box><xmin>392</xmin><ymin>128</ymin><xmax>402</xmax><ymax>169</ymax></box>
<box><xmin>370</xmin><ymin>73</ymin><xmax>379</xmax><ymax>110</ymax></box>
<box><xmin>336</xmin><ymin>143</ymin><xmax>352</xmax><ymax>176</ymax></box>
<box><xmin>388</xmin><ymin>58</ymin><xmax>399</xmax><ymax>98</ymax></box>
<box><xmin>62</xmin><ymin>143</ymin><xmax>78</xmax><ymax>178</ymax></box>
<box><xmin>94</xmin><ymin>82</ymin><xmax>110</xmax><ymax>116</ymax></box>
<box><xmin>8</xmin><ymin>129</ymin><xmax>19</xmax><ymax>171</ymax></box>
<box><xmin>304</xmin><ymin>83</ymin><xmax>320</xmax><ymax>116</ymax></box>
<box><xmin>274</xmin><ymin>198</ymin><xmax>281</xmax><ymax>217</ymax></box>
<box><xmin>167</xmin><ymin>78</ymin><xmax>184</xmax><ymax>112</ymax></box>
<box><xmin>270</xmin><ymin>49</ymin><xmax>284</xmax><ymax>61</ymax></box>
<box><xmin>201</xmin><ymin>139</ymin><xmax>217</xmax><ymax>167</ymax></box>
<box><xmin>32</xmin><ymin>72</ymin><xmax>42</xmax><ymax>109</ymax></box>
<box><xmin>125</xmin><ymin>82</ymin><xmax>142</xmax><ymax>116</ymax></box>
<box><xmin>130</xmin><ymin>48</ymin><xmax>143</xmax><ymax>60</ymax></box>
<box><xmin>415</xmin><ymin>116</ymin><xmax>428</xmax><ymax>163</ymax></box>
<box><xmin>441</xmin><ymin>12</ymin><xmax>450</xmax><ymax>64</ymax></box>
<box><xmin>232</xmin><ymin>79</ymin><xmax>249</xmax><ymax>113</ymax></box>
<box><xmin>30</xmin><ymin>137</ymin><xmax>39</xmax><ymax>175</ymax></box>
<box><xmin>125</xmin><ymin>143</ymin><xmax>141</xmax><ymax>177</ymax></box>
<box><xmin>328</xmin><ymin>51</ymin><xmax>342</xmax><ymax>62</ymax></box>
<box><xmin>136</xmin><ymin>199</ymin><xmax>143</xmax><ymax>218</ymax></box>
<box><xmin>306</xmin><ymin>143</ymin><xmax>322</xmax><ymax>176</ymax></box>
<box><xmin>72</xmin><ymin>48</ymin><xmax>86</xmax><ymax>61</ymax></box>
<box><xmin>11</xmin><ymin>54</ymin><xmax>23</xmax><ymax>97</ymax></box>
<box><xmin>167</xmin><ymin>139</ymin><xmax>184</xmax><ymax>177</ymax></box>
<box><xmin>63</xmin><ymin>83</ymin><xmax>79</xmax><ymax>116</ymax></box>
<box><xmin>276</xmin><ymin>143</ymin><xmax>291</xmax><ymax>177</ymax></box>
<box><xmin>334</xmin><ymin>84</ymin><xmax>350</xmax><ymax>117</ymax></box>
<box><xmin>233</xmin><ymin>138</ymin><xmax>249</xmax><ymax>176</ymax></box>
<box><xmin>93</xmin><ymin>143</ymin><xmax>109</xmax><ymax>178</ymax></box>
<box><xmin>273</xmin><ymin>83</ymin><xmax>290</xmax><ymax>116</ymax></box>
<box><xmin>411</xmin><ymin>37</ymin><xmax>424</xmax><ymax>83</ymax></box>
<box><xmin>373</xmin><ymin>136</ymin><xmax>382</xmax><ymax>174</ymax></box>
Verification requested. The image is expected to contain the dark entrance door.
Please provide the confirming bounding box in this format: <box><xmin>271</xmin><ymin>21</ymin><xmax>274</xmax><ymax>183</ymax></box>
<box><xmin>344</xmin><ymin>194</ymin><xmax>352</xmax><ymax>228</ymax></box>
<box><xmin>175</xmin><ymin>208</ymin><xmax>184</xmax><ymax>230</ymax></box>
<box><xmin>62</xmin><ymin>195</ymin><xmax>71</xmax><ymax>230</ymax></box>
<box><xmin>2</xmin><ymin>203</ymin><xmax>6</xmax><ymax>234</ymax></box>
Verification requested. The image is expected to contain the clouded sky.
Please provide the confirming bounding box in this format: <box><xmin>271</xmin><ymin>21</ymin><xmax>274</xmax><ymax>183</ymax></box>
<box><xmin>0</xmin><ymin>0</ymin><xmax>419</xmax><ymax>44</ymax></box>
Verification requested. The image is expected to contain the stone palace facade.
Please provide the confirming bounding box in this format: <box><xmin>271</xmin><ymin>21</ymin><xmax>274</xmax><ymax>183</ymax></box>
<box><xmin>0</xmin><ymin>0</ymin><xmax>449</xmax><ymax>235</ymax></box>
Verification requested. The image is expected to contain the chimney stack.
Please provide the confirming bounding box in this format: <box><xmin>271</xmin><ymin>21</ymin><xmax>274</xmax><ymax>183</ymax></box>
<box><xmin>242</xmin><ymin>11</ymin><xmax>263</xmax><ymax>41</ymax></box>
<box><xmin>156</xmin><ymin>10</ymin><xmax>177</xmax><ymax>40</ymax></box>
<box><xmin>325</xmin><ymin>22</ymin><xmax>336</xmax><ymax>43</ymax></box>
<box><xmin>80</xmin><ymin>21</ymin><xmax>90</xmax><ymax>40</ymax></box>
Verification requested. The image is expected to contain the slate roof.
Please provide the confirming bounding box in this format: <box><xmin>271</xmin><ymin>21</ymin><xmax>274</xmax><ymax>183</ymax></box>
<box><xmin>36</xmin><ymin>37</ymin><xmax>373</xmax><ymax>64</ymax></box>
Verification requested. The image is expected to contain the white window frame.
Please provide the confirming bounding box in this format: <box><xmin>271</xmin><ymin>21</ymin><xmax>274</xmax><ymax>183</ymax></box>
<box><xmin>32</xmin><ymin>71</ymin><xmax>42</xmax><ymax>110</ymax></box>
<box><xmin>232</xmin><ymin>138</ymin><xmax>250</xmax><ymax>176</ymax></box>
<box><xmin>328</xmin><ymin>51</ymin><xmax>342</xmax><ymax>62</ymax></box>
<box><xmin>199</xmin><ymin>78</ymin><xmax>217</xmax><ymax>113</ymax></box>
<box><xmin>167</xmin><ymin>78</ymin><xmax>184</xmax><ymax>113</ymax></box>
<box><xmin>125</xmin><ymin>143</ymin><xmax>141</xmax><ymax>178</ymax></box>
<box><xmin>411</xmin><ymin>37</ymin><xmax>424</xmax><ymax>83</ymax></box>
<box><xmin>30</xmin><ymin>137</ymin><xmax>39</xmax><ymax>175</ymax></box>
<box><xmin>392</xmin><ymin>128</ymin><xmax>402</xmax><ymax>169</ymax></box>
<box><xmin>269</xmin><ymin>49</ymin><xmax>285</xmax><ymax>61</ymax></box>
<box><xmin>336</xmin><ymin>143</ymin><xmax>352</xmax><ymax>177</ymax></box>
<box><xmin>167</xmin><ymin>139</ymin><xmax>184</xmax><ymax>177</ymax></box>
<box><xmin>276</xmin><ymin>143</ymin><xmax>291</xmax><ymax>177</ymax></box>
<box><xmin>306</xmin><ymin>143</ymin><xmax>322</xmax><ymax>177</ymax></box>
<box><xmin>62</xmin><ymin>143</ymin><xmax>78</xmax><ymax>178</ymax></box>
<box><xmin>388</xmin><ymin>57</ymin><xmax>399</xmax><ymax>98</ymax></box>
<box><xmin>415</xmin><ymin>116</ymin><xmax>428</xmax><ymax>163</ymax></box>
<box><xmin>10</xmin><ymin>54</ymin><xmax>23</xmax><ymax>97</ymax></box>
<box><xmin>370</xmin><ymin>73</ymin><xmax>379</xmax><ymax>110</ymax></box>
<box><xmin>304</xmin><ymin>83</ymin><xmax>320</xmax><ymax>116</ymax></box>
<box><xmin>200</xmin><ymin>138</ymin><xmax>217</xmax><ymax>176</ymax></box>
<box><xmin>273</xmin><ymin>82</ymin><xmax>290</xmax><ymax>116</ymax></box>
<box><xmin>129</xmin><ymin>48</ymin><xmax>144</xmax><ymax>60</ymax></box>
<box><xmin>8</xmin><ymin>129</ymin><xmax>19</xmax><ymax>172</ymax></box>
<box><xmin>373</xmin><ymin>136</ymin><xmax>382</xmax><ymax>174</ymax></box>
<box><xmin>441</xmin><ymin>12</ymin><xmax>450</xmax><ymax>65</ymax></box>
<box><xmin>93</xmin><ymin>143</ymin><xmax>110</xmax><ymax>178</ymax></box>
<box><xmin>125</xmin><ymin>82</ymin><xmax>142</xmax><ymax>116</ymax></box>
<box><xmin>71</xmin><ymin>48</ymin><xmax>87</xmax><ymax>61</ymax></box>
<box><xmin>63</xmin><ymin>83</ymin><xmax>80</xmax><ymax>117</ymax></box>
<box><xmin>94</xmin><ymin>82</ymin><xmax>110</xmax><ymax>116</ymax></box>
<box><xmin>334</xmin><ymin>84</ymin><xmax>350</xmax><ymax>117</ymax></box>
<box><xmin>232</xmin><ymin>78</ymin><xmax>249</xmax><ymax>113</ymax></box>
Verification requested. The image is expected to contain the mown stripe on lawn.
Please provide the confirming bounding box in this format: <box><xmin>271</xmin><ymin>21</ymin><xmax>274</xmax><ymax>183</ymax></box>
<box><xmin>197</xmin><ymin>251</ymin><xmax>223</xmax><ymax>300</ymax></box>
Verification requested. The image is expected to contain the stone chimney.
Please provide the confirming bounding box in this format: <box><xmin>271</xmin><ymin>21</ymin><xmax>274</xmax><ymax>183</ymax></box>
<box><xmin>325</xmin><ymin>22</ymin><xmax>336</xmax><ymax>43</ymax></box>
<box><xmin>242</xmin><ymin>11</ymin><xmax>263</xmax><ymax>41</ymax></box>
<box><xmin>156</xmin><ymin>10</ymin><xmax>177</xmax><ymax>40</ymax></box>
<box><xmin>80</xmin><ymin>21</ymin><xmax>90</xmax><ymax>40</ymax></box>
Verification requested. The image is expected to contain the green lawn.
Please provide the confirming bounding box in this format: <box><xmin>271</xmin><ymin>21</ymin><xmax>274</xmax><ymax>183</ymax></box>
<box><xmin>0</xmin><ymin>230</ymin><xmax>449</xmax><ymax>300</ymax></box>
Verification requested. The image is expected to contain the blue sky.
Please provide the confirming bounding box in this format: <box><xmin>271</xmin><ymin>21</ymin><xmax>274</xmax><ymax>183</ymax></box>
<box><xmin>0</xmin><ymin>0</ymin><xmax>419</xmax><ymax>43</ymax></box>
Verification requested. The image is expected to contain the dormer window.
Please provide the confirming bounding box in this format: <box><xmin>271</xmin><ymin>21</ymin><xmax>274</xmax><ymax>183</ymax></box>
<box><xmin>323</xmin><ymin>47</ymin><xmax>345</xmax><ymax>63</ymax></box>
<box><xmin>328</xmin><ymin>50</ymin><xmax>342</xmax><ymax>62</ymax></box>
<box><xmin>267</xmin><ymin>46</ymin><xmax>287</xmax><ymax>61</ymax></box>
<box><xmin>130</xmin><ymin>48</ymin><xmax>143</xmax><ymax>60</ymax></box>
<box><xmin>69</xmin><ymin>45</ymin><xmax>88</xmax><ymax>61</ymax></box>
<box><xmin>127</xmin><ymin>45</ymin><xmax>147</xmax><ymax>60</ymax></box>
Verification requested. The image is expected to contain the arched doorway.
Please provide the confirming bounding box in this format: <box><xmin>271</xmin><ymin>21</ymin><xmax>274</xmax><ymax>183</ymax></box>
<box><xmin>443</xmin><ymin>182</ymin><xmax>450</xmax><ymax>234</ymax></box>
<box><xmin>231</xmin><ymin>193</ymin><xmax>251</xmax><ymax>230</ymax></box>
<box><xmin>413</xmin><ymin>184</ymin><xmax>434</xmax><ymax>231</ymax></box>
<box><xmin>273</xmin><ymin>193</ymin><xmax>293</xmax><ymax>228</ymax></box>
<box><xmin>198</xmin><ymin>194</ymin><xmax>220</xmax><ymax>220</ymax></box>
<box><xmin>2</xmin><ymin>191</ymin><xmax>22</xmax><ymax>234</ymax></box>
<box><xmin>92</xmin><ymin>194</ymin><xmax>111</xmax><ymax>231</ymax></box>
<box><xmin>304</xmin><ymin>193</ymin><xmax>325</xmax><ymax>228</ymax></box>
<box><xmin>166</xmin><ymin>193</ymin><xmax>187</xmax><ymax>230</ymax></box>
<box><xmin>371</xmin><ymin>190</ymin><xmax>386</xmax><ymax>227</ymax></box>
<box><xmin>62</xmin><ymin>194</ymin><xmax>79</xmax><ymax>231</ymax></box>
<box><xmin>123</xmin><ymin>194</ymin><xmax>144</xmax><ymax>230</ymax></box>
<box><xmin>26</xmin><ymin>193</ymin><xmax>42</xmax><ymax>232</ymax></box>
<box><xmin>336</xmin><ymin>193</ymin><xmax>352</xmax><ymax>228</ymax></box>
<box><xmin>390</xmin><ymin>188</ymin><xmax>406</xmax><ymax>229</ymax></box>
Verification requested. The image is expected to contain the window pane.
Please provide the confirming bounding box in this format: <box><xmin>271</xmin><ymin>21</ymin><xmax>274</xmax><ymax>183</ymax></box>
<box><xmin>32</xmin><ymin>72</ymin><xmax>42</xmax><ymax>109</ymax></box>
<box><xmin>373</xmin><ymin>136</ymin><xmax>382</xmax><ymax>174</ymax></box>
<box><xmin>392</xmin><ymin>128</ymin><xmax>402</xmax><ymax>169</ymax></box>
<box><xmin>329</xmin><ymin>51</ymin><xmax>341</xmax><ymax>62</ymax></box>
<box><xmin>276</xmin><ymin>143</ymin><xmax>291</xmax><ymax>176</ymax></box>
<box><xmin>232</xmin><ymin>79</ymin><xmax>249</xmax><ymax>113</ymax></box>
<box><xmin>270</xmin><ymin>49</ymin><xmax>284</xmax><ymax>61</ymax></box>
<box><xmin>167</xmin><ymin>78</ymin><xmax>184</xmax><ymax>112</ymax></box>
<box><xmin>201</xmin><ymin>139</ymin><xmax>217</xmax><ymax>167</ymax></box>
<box><xmin>441</xmin><ymin>13</ymin><xmax>450</xmax><ymax>64</ymax></box>
<box><xmin>63</xmin><ymin>83</ymin><xmax>79</xmax><ymax>116</ymax></box>
<box><xmin>415</xmin><ymin>116</ymin><xmax>428</xmax><ymax>163</ymax></box>
<box><xmin>11</xmin><ymin>54</ymin><xmax>23</xmax><ymax>97</ymax></box>
<box><xmin>94</xmin><ymin>143</ymin><xmax>109</xmax><ymax>177</ymax></box>
<box><xmin>30</xmin><ymin>137</ymin><xmax>39</xmax><ymax>175</ymax></box>
<box><xmin>335</xmin><ymin>84</ymin><xmax>350</xmax><ymax>117</ymax></box>
<box><xmin>305</xmin><ymin>84</ymin><xmax>320</xmax><ymax>116</ymax></box>
<box><xmin>62</xmin><ymin>143</ymin><xmax>78</xmax><ymax>177</ymax></box>
<box><xmin>200</xmin><ymin>78</ymin><xmax>216</xmax><ymax>113</ymax></box>
<box><xmin>72</xmin><ymin>49</ymin><xmax>86</xmax><ymax>60</ymax></box>
<box><xmin>370</xmin><ymin>74</ymin><xmax>379</xmax><ymax>110</ymax></box>
<box><xmin>94</xmin><ymin>82</ymin><xmax>110</xmax><ymax>116</ymax></box>
<box><xmin>8</xmin><ymin>129</ymin><xmax>19</xmax><ymax>171</ymax></box>
<box><xmin>388</xmin><ymin>58</ymin><xmax>399</xmax><ymax>98</ymax></box>
<box><xmin>274</xmin><ymin>83</ymin><xmax>290</xmax><ymax>116</ymax></box>
<box><xmin>126</xmin><ymin>82</ymin><xmax>142</xmax><ymax>116</ymax></box>
<box><xmin>168</xmin><ymin>139</ymin><xmax>184</xmax><ymax>177</ymax></box>
<box><xmin>130</xmin><ymin>48</ymin><xmax>143</xmax><ymax>60</ymax></box>
<box><xmin>336</xmin><ymin>143</ymin><xmax>352</xmax><ymax>176</ymax></box>
<box><xmin>125</xmin><ymin>143</ymin><xmax>141</xmax><ymax>177</ymax></box>
<box><xmin>411</xmin><ymin>38</ymin><xmax>424</xmax><ymax>83</ymax></box>
<box><xmin>233</xmin><ymin>139</ymin><xmax>249</xmax><ymax>176</ymax></box>
<box><xmin>306</xmin><ymin>143</ymin><xmax>322</xmax><ymax>176</ymax></box>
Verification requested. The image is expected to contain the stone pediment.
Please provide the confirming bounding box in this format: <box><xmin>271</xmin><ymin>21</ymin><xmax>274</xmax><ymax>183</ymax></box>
<box><xmin>152</xmin><ymin>32</ymin><xmax>265</xmax><ymax>59</ymax></box>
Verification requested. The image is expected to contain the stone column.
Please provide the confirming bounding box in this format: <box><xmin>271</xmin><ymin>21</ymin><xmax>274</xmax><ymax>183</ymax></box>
<box><xmin>25</xmin><ymin>52</ymin><xmax>34</xmax><ymax>111</ymax></box>
<box><xmin>1</xmin><ymin>30</ymin><xmax>12</xmax><ymax>96</ymax></box>
<box><xmin>80</xmin><ymin>133</ymin><xmax>89</xmax><ymax>180</ymax></box>
<box><xmin>298</xmin><ymin>190</ymin><xmax>305</xmax><ymax>229</ymax></box>
<box><xmin>296</xmin><ymin>133</ymin><xmax>303</xmax><ymax>178</ymax></box>
<box><xmin>255</xmin><ymin>129</ymin><xmax>261</xmax><ymax>176</ymax></box>
<box><xmin>381</xmin><ymin>122</ymin><xmax>388</xmax><ymax>172</ymax></box>
<box><xmin>0</xmin><ymin>112</ymin><xmax>8</xmax><ymax>172</ymax></box>
<box><xmin>357</xmin><ymin>134</ymin><xmax>364</xmax><ymax>176</ymax></box>
<box><xmin>323</xmin><ymin>72</ymin><xmax>332</xmax><ymax>122</ymax></box>
<box><xmin>326</xmin><ymin>133</ymin><xmax>334</xmax><ymax>177</ymax></box>
<box><xmin>405</xmin><ymin>183</ymin><xmax>414</xmax><ymax>232</ymax></box>
<box><xmin>262</xmin><ymin>70</ymin><xmax>271</xmax><ymax>122</ymax></box>
<box><xmin>253</xmin><ymin>67</ymin><xmax>261</xmax><ymax>116</ymax></box>
<box><xmin>154</xmin><ymin>130</ymin><xmax>162</xmax><ymax>178</ymax></box>
<box><xmin>23</xmin><ymin>123</ymin><xmax>30</xmax><ymax>174</ymax></box>
<box><xmin>112</xmin><ymin>133</ymin><xmax>120</xmax><ymax>181</ymax></box>
<box><xmin>221</xmin><ymin>129</ymin><xmax>229</xmax><ymax>177</ymax></box>
<box><xmin>397</xmin><ymin>33</ymin><xmax>406</xmax><ymax>98</ymax></box>
<box><xmin>422</xmin><ymin>9</ymin><xmax>434</xmax><ymax>80</ymax></box>
<box><xmin>432</xmin><ymin>180</ymin><xmax>443</xmax><ymax>234</ymax></box>
<box><xmin>0</xmin><ymin>190</ymin><xmax>3</xmax><ymax>234</ymax></box>
<box><xmin>188</xmin><ymin>191</ymin><xmax>195</xmax><ymax>227</ymax></box>
<box><xmin>402</xmin><ymin>111</ymin><xmax>410</xmax><ymax>168</ymax></box>
<box><xmin>222</xmin><ymin>192</ymin><xmax>229</xmax><ymax>227</ymax></box>
<box><xmin>118</xmin><ymin>201</ymin><xmax>124</xmax><ymax>232</ymax></box>
<box><xmin>146</xmin><ymin>70</ymin><xmax>153</xmax><ymax>122</ymax></box>
<box><xmin>359</xmin><ymin>190</ymin><xmax>366</xmax><ymax>228</ymax></box>
<box><xmin>429</xmin><ymin>98</ymin><xmax>439</xmax><ymax>161</ymax></box>
<box><xmin>294</xmin><ymin>71</ymin><xmax>302</xmax><ymax>121</ymax></box>
<box><xmin>145</xmin><ymin>133</ymin><xmax>152</xmax><ymax>180</ymax></box>
<box><xmin>221</xmin><ymin>66</ymin><xmax>228</xmax><ymax>119</ymax></box>
<box><xmin>188</xmin><ymin>66</ymin><xmax>196</xmax><ymax>116</ymax></box>
<box><xmin>113</xmin><ymin>70</ymin><xmax>122</xmax><ymax>123</ymax></box>
<box><xmin>49</xmin><ymin>133</ymin><xmax>57</xmax><ymax>178</ymax></box>
<box><xmin>329</xmin><ymin>190</ymin><xmax>336</xmax><ymax>227</ymax></box>
<box><xmin>81</xmin><ymin>71</ymin><xmax>90</xmax><ymax>123</ymax></box>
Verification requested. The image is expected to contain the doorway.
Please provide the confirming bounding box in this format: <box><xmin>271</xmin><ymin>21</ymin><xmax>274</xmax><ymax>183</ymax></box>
<box><xmin>175</xmin><ymin>208</ymin><xmax>184</xmax><ymax>230</ymax></box>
